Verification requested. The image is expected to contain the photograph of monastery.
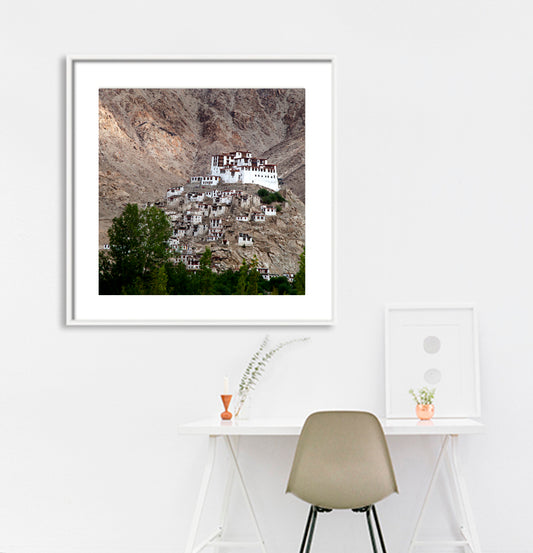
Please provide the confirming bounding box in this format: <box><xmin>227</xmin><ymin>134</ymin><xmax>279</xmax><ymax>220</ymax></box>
<box><xmin>98</xmin><ymin>88</ymin><xmax>306</xmax><ymax>296</ymax></box>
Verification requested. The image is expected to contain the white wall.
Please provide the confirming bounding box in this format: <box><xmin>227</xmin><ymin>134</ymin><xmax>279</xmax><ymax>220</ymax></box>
<box><xmin>2</xmin><ymin>1</ymin><xmax>533</xmax><ymax>552</ymax></box>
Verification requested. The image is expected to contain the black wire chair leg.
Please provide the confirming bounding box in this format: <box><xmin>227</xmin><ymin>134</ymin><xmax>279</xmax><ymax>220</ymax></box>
<box><xmin>365</xmin><ymin>508</ymin><xmax>378</xmax><ymax>553</ymax></box>
<box><xmin>371</xmin><ymin>505</ymin><xmax>388</xmax><ymax>553</ymax></box>
<box><xmin>304</xmin><ymin>506</ymin><xmax>318</xmax><ymax>553</ymax></box>
<box><xmin>299</xmin><ymin>506</ymin><xmax>315</xmax><ymax>553</ymax></box>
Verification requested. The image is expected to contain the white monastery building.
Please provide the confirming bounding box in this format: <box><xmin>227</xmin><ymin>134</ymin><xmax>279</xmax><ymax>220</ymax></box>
<box><xmin>210</xmin><ymin>151</ymin><xmax>279</xmax><ymax>191</ymax></box>
<box><xmin>261</xmin><ymin>205</ymin><xmax>277</xmax><ymax>216</ymax></box>
<box><xmin>238</xmin><ymin>233</ymin><xmax>254</xmax><ymax>247</ymax></box>
<box><xmin>167</xmin><ymin>186</ymin><xmax>184</xmax><ymax>200</ymax></box>
<box><xmin>191</xmin><ymin>175</ymin><xmax>221</xmax><ymax>186</ymax></box>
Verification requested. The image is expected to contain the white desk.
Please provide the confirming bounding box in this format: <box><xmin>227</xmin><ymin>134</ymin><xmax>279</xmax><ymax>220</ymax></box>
<box><xmin>179</xmin><ymin>417</ymin><xmax>484</xmax><ymax>553</ymax></box>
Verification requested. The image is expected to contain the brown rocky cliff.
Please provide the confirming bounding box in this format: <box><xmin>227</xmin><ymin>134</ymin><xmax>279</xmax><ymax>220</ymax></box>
<box><xmin>99</xmin><ymin>88</ymin><xmax>305</xmax><ymax>242</ymax></box>
<box><xmin>165</xmin><ymin>185</ymin><xmax>305</xmax><ymax>275</ymax></box>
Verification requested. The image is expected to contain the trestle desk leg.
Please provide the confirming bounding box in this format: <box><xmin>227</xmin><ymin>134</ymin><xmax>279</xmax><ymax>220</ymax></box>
<box><xmin>407</xmin><ymin>435</ymin><xmax>449</xmax><ymax>553</ymax></box>
<box><xmin>214</xmin><ymin>436</ymin><xmax>239</xmax><ymax>553</ymax></box>
<box><xmin>448</xmin><ymin>435</ymin><xmax>482</xmax><ymax>553</ymax></box>
<box><xmin>224</xmin><ymin>435</ymin><xmax>267</xmax><ymax>553</ymax></box>
<box><xmin>185</xmin><ymin>436</ymin><xmax>218</xmax><ymax>553</ymax></box>
<box><xmin>408</xmin><ymin>434</ymin><xmax>482</xmax><ymax>553</ymax></box>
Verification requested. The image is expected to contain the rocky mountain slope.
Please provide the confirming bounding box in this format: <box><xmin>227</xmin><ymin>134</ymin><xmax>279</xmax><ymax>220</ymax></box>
<box><xmin>164</xmin><ymin>183</ymin><xmax>305</xmax><ymax>275</ymax></box>
<box><xmin>99</xmin><ymin>88</ymin><xmax>305</xmax><ymax>242</ymax></box>
<box><xmin>99</xmin><ymin>88</ymin><xmax>306</xmax><ymax>275</ymax></box>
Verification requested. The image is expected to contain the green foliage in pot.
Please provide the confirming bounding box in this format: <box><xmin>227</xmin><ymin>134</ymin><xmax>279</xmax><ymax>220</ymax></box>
<box><xmin>408</xmin><ymin>386</ymin><xmax>436</xmax><ymax>405</ymax></box>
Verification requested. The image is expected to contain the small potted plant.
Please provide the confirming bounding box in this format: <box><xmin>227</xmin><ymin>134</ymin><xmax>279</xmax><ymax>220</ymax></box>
<box><xmin>409</xmin><ymin>386</ymin><xmax>436</xmax><ymax>420</ymax></box>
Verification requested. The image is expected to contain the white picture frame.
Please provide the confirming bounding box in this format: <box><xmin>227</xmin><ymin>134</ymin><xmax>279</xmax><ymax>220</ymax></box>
<box><xmin>385</xmin><ymin>304</ymin><xmax>480</xmax><ymax>419</ymax></box>
<box><xmin>66</xmin><ymin>55</ymin><xmax>334</xmax><ymax>325</ymax></box>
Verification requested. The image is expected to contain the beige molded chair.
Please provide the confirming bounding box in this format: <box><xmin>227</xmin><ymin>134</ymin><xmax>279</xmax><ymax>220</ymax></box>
<box><xmin>286</xmin><ymin>411</ymin><xmax>398</xmax><ymax>553</ymax></box>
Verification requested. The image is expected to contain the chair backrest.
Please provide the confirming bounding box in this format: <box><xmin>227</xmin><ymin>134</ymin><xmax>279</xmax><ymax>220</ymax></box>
<box><xmin>286</xmin><ymin>411</ymin><xmax>398</xmax><ymax>510</ymax></box>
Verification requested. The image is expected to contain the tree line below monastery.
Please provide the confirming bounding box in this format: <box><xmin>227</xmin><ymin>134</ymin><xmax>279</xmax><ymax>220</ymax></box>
<box><xmin>99</xmin><ymin>203</ymin><xmax>305</xmax><ymax>295</ymax></box>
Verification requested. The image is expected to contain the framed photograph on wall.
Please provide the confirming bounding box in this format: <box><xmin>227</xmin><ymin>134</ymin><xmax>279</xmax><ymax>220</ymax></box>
<box><xmin>385</xmin><ymin>304</ymin><xmax>480</xmax><ymax>418</ymax></box>
<box><xmin>66</xmin><ymin>56</ymin><xmax>334</xmax><ymax>325</ymax></box>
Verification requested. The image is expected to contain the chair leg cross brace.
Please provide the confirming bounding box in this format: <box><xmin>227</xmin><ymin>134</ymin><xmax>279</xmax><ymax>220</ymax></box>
<box><xmin>298</xmin><ymin>505</ymin><xmax>388</xmax><ymax>553</ymax></box>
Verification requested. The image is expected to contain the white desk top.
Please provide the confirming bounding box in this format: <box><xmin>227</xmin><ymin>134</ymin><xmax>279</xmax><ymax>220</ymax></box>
<box><xmin>178</xmin><ymin>417</ymin><xmax>484</xmax><ymax>436</ymax></box>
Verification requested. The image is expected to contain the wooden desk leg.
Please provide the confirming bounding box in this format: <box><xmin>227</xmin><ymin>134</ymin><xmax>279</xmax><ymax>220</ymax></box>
<box><xmin>185</xmin><ymin>436</ymin><xmax>219</xmax><ymax>553</ymax></box>
<box><xmin>223</xmin><ymin>436</ymin><xmax>268</xmax><ymax>553</ymax></box>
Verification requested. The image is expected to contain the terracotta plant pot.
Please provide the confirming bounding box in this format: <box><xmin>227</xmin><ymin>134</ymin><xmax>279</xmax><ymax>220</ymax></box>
<box><xmin>416</xmin><ymin>404</ymin><xmax>435</xmax><ymax>421</ymax></box>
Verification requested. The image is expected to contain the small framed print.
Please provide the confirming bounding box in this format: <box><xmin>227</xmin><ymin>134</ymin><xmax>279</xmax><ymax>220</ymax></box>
<box><xmin>66</xmin><ymin>56</ymin><xmax>334</xmax><ymax>325</ymax></box>
<box><xmin>385</xmin><ymin>304</ymin><xmax>480</xmax><ymax>419</ymax></box>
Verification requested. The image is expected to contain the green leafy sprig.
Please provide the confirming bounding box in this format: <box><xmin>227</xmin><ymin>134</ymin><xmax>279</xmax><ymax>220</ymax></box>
<box><xmin>235</xmin><ymin>335</ymin><xmax>309</xmax><ymax>416</ymax></box>
<box><xmin>408</xmin><ymin>386</ymin><xmax>436</xmax><ymax>405</ymax></box>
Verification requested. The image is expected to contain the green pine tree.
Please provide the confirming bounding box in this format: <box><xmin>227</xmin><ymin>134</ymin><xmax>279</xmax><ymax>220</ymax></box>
<box><xmin>247</xmin><ymin>255</ymin><xmax>260</xmax><ymax>295</ymax></box>
<box><xmin>198</xmin><ymin>247</ymin><xmax>215</xmax><ymax>295</ymax></box>
<box><xmin>294</xmin><ymin>247</ymin><xmax>305</xmax><ymax>295</ymax></box>
<box><xmin>148</xmin><ymin>265</ymin><xmax>168</xmax><ymax>295</ymax></box>
<box><xmin>100</xmin><ymin>203</ymin><xmax>172</xmax><ymax>294</ymax></box>
<box><xmin>236</xmin><ymin>259</ymin><xmax>249</xmax><ymax>295</ymax></box>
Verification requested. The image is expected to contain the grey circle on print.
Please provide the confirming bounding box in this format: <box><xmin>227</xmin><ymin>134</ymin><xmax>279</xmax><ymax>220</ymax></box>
<box><xmin>424</xmin><ymin>368</ymin><xmax>442</xmax><ymax>385</ymax></box>
<box><xmin>423</xmin><ymin>335</ymin><xmax>441</xmax><ymax>354</ymax></box>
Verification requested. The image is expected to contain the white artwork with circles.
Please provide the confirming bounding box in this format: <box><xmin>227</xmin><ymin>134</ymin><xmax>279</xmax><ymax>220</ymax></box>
<box><xmin>385</xmin><ymin>305</ymin><xmax>480</xmax><ymax>418</ymax></box>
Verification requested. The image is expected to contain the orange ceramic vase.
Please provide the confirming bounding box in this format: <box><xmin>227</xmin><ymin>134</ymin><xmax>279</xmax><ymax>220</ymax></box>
<box><xmin>220</xmin><ymin>394</ymin><xmax>233</xmax><ymax>420</ymax></box>
<box><xmin>416</xmin><ymin>404</ymin><xmax>435</xmax><ymax>421</ymax></box>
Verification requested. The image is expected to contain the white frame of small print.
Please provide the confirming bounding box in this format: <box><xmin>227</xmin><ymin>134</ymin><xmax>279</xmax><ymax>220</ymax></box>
<box><xmin>385</xmin><ymin>304</ymin><xmax>480</xmax><ymax>419</ymax></box>
<box><xmin>66</xmin><ymin>55</ymin><xmax>335</xmax><ymax>325</ymax></box>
